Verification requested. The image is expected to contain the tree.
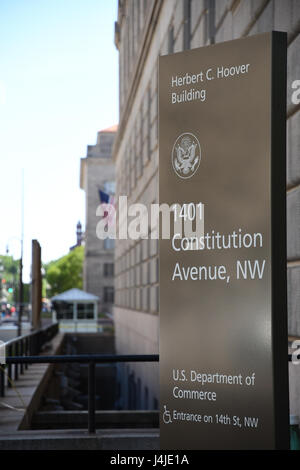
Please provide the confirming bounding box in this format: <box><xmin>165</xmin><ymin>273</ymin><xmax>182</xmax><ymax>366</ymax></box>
<box><xmin>45</xmin><ymin>246</ymin><xmax>84</xmax><ymax>297</ymax></box>
<box><xmin>0</xmin><ymin>255</ymin><xmax>20</xmax><ymax>303</ymax></box>
<box><xmin>0</xmin><ymin>255</ymin><xmax>19</xmax><ymax>281</ymax></box>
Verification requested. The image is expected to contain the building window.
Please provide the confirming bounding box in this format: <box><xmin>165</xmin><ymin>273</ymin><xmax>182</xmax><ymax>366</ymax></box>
<box><xmin>137</xmin><ymin>0</ymin><xmax>141</xmax><ymax>38</ymax></box>
<box><xmin>127</xmin><ymin>18</ymin><xmax>130</xmax><ymax>83</ymax></box>
<box><xmin>104</xmin><ymin>286</ymin><xmax>114</xmax><ymax>303</ymax></box>
<box><xmin>134</xmin><ymin>122</ymin><xmax>140</xmax><ymax>181</ymax></box>
<box><xmin>131</xmin><ymin>137</ymin><xmax>136</xmax><ymax>190</ymax></box>
<box><xmin>147</xmin><ymin>87</ymin><xmax>151</xmax><ymax>160</ymax></box>
<box><xmin>104</xmin><ymin>181</ymin><xmax>115</xmax><ymax>194</ymax></box>
<box><xmin>104</xmin><ymin>238</ymin><xmax>115</xmax><ymax>250</ymax></box>
<box><xmin>168</xmin><ymin>25</ymin><xmax>174</xmax><ymax>54</ymax></box>
<box><xmin>183</xmin><ymin>0</ymin><xmax>191</xmax><ymax>50</ymax></box>
<box><xmin>131</xmin><ymin>0</ymin><xmax>135</xmax><ymax>62</ymax></box>
<box><xmin>77</xmin><ymin>303</ymin><xmax>95</xmax><ymax>319</ymax></box>
<box><xmin>143</xmin><ymin>0</ymin><xmax>148</xmax><ymax>18</ymax></box>
<box><xmin>55</xmin><ymin>302</ymin><xmax>73</xmax><ymax>320</ymax></box>
<box><xmin>204</xmin><ymin>0</ymin><xmax>215</xmax><ymax>45</ymax></box>
<box><xmin>138</xmin><ymin>108</ymin><xmax>144</xmax><ymax>177</ymax></box>
<box><xmin>104</xmin><ymin>263</ymin><xmax>114</xmax><ymax>277</ymax></box>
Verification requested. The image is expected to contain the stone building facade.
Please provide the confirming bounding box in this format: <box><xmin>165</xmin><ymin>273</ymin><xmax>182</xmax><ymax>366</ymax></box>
<box><xmin>113</xmin><ymin>0</ymin><xmax>300</xmax><ymax>412</ymax></box>
<box><xmin>80</xmin><ymin>126</ymin><xmax>117</xmax><ymax>314</ymax></box>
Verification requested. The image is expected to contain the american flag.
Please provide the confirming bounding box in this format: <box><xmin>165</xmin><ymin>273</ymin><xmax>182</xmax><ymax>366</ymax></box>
<box><xmin>98</xmin><ymin>189</ymin><xmax>115</xmax><ymax>226</ymax></box>
<box><xmin>98</xmin><ymin>189</ymin><xmax>114</xmax><ymax>205</ymax></box>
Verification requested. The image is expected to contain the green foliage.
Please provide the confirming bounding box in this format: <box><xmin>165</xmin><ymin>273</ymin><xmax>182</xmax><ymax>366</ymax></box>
<box><xmin>0</xmin><ymin>255</ymin><xmax>19</xmax><ymax>283</ymax></box>
<box><xmin>0</xmin><ymin>255</ymin><xmax>20</xmax><ymax>302</ymax></box>
<box><xmin>42</xmin><ymin>278</ymin><xmax>47</xmax><ymax>298</ymax></box>
<box><xmin>45</xmin><ymin>246</ymin><xmax>84</xmax><ymax>297</ymax></box>
<box><xmin>14</xmin><ymin>283</ymin><xmax>30</xmax><ymax>304</ymax></box>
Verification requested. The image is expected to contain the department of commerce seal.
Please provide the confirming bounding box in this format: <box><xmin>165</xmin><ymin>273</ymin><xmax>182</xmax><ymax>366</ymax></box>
<box><xmin>171</xmin><ymin>132</ymin><xmax>201</xmax><ymax>179</ymax></box>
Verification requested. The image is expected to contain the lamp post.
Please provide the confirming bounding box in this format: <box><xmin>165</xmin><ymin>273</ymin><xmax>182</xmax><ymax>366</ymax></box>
<box><xmin>6</xmin><ymin>237</ymin><xmax>23</xmax><ymax>336</ymax></box>
<box><xmin>18</xmin><ymin>242</ymin><xmax>23</xmax><ymax>337</ymax></box>
<box><xmin>0</xmin><ymin>263</ymin><xmax>3</xmax><ymax>297</ymax></box>
<box><xmin>18</xmin><ymin>169</ymin><xmax>24</xmax><ymax>337</ymax></box>
<box><xmin>6</xmin><ymin>167</ymin><xmax>24</xmax><ymax>336</ymax></box>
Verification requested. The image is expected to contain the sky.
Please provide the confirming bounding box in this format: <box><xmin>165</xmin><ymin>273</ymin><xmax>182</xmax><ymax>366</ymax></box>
<box><xmin>0</xmin><ymin>0</ymin><xmax>119</xmax><ymax>282</ymax></box>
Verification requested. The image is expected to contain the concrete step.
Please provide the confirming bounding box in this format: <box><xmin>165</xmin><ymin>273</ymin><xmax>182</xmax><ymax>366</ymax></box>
<box><xmin>0</xmin><ymin>428</ymin><xmax>160</xmax><ymax>450</ymax></box>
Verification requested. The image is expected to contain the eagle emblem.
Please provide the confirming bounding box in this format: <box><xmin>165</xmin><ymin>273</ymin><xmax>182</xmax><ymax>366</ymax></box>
<box><xmin>172</xmin><ymin>133</ymin><xmax>201</xmax><ymax>179</ymax></box>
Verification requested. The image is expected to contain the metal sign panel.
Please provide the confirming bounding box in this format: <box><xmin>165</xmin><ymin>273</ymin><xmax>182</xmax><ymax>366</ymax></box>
<box><xmin>159</xmin><ymin>32</ymin><xmax>289</xmax><ymax>450</ymax></box>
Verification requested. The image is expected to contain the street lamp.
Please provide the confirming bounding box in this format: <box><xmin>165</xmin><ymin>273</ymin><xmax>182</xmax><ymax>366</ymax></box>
<box><xmin>6</xmin><ymin>169</ymin><xmax>25</xmax><ymax>337</ymax></box>
<box><xmin>6</xmin><ymin>236</ymin><xmax>23</xmax><ymax>337</ymax></box>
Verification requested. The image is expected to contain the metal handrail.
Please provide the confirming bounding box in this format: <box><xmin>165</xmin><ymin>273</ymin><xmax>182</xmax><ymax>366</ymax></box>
<box><xmin>5</xmin><ymin>354</ymin><xmax>159</xmax><ymax>364</ymax></box>
<box><xmin>4</xmin><ymin>353</ymin><xmax>159</xmax><ymax>434</ymax></box>
<box><xmin>0</xmin><ymin>322</ymin><xmax>59</xmax><ymax>396</ymax></box>
<box><xmin>2</xmin><ymin>329</ymin><xmax>294</xmax><ymax>435</ymax></box>
<box><xmin>4</xmin><ymin>322</ymin><xmax>59</xmax><ymax>347</ymax></box>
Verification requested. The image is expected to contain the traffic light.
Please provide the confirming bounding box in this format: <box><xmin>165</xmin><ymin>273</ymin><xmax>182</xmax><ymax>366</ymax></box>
<box><xmin>7</xmin><ymin>287</ymin><xmax>13</xmax><ymax>294</ymax></box>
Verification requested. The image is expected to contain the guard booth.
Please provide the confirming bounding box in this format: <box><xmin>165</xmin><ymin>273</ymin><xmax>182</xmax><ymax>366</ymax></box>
<box><xmin>51</xmin><ymin>288</ymin><xmax>99</xmax><ymax>332</ymax></box>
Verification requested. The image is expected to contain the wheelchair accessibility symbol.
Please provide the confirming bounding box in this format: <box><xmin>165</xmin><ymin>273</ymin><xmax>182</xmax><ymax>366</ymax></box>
<box><xmin>162</xmin><ymin>405</ymin><xmax>172</xmax><ymax>424</ymax></box>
